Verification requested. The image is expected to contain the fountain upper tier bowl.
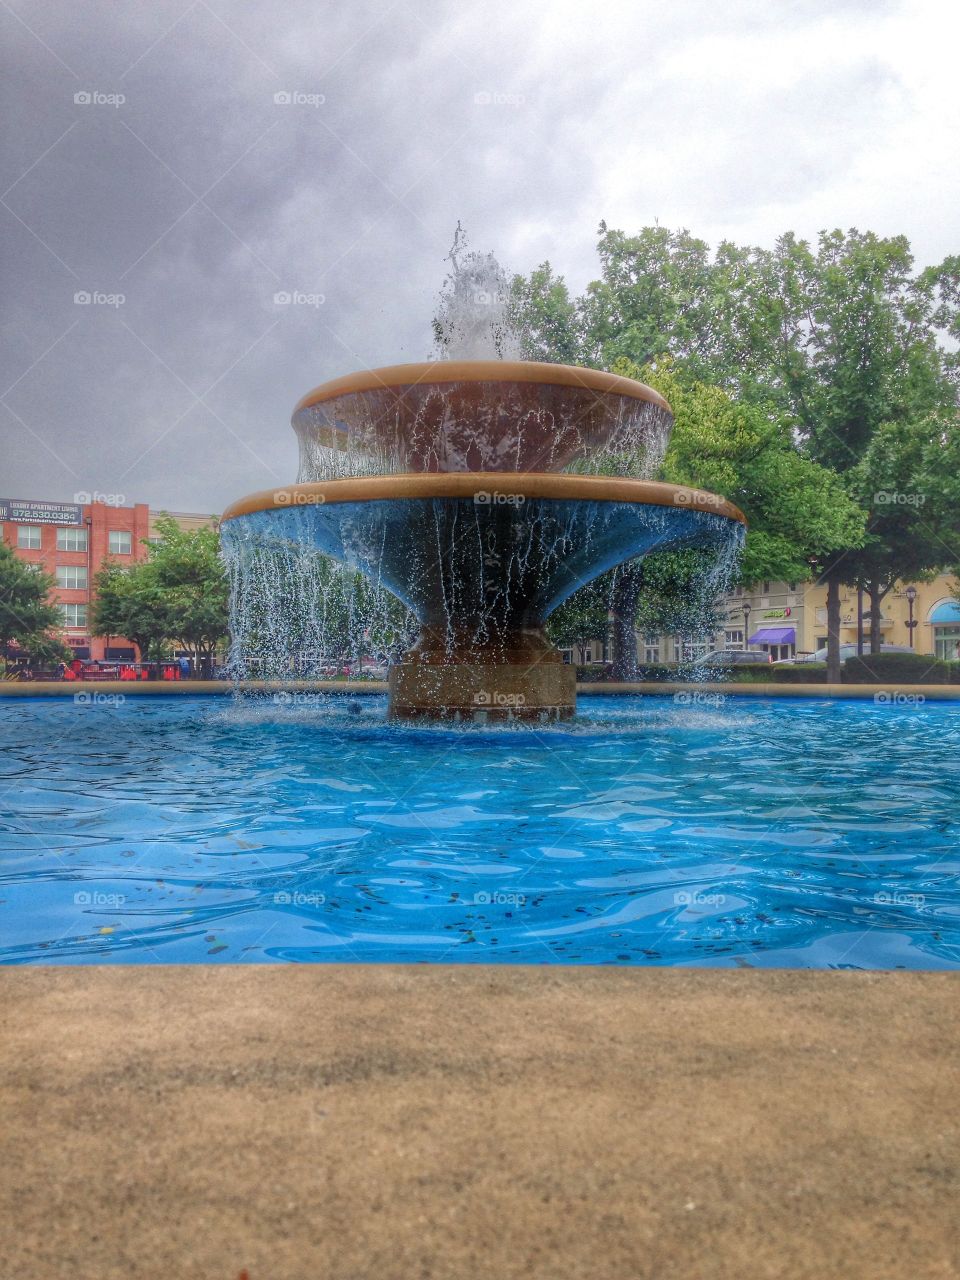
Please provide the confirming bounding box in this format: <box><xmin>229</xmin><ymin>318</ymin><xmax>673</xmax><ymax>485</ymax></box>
<box><xmin>291</xmin><ymin>360</ymin><xmax>673</xmax><ymax>476</ymax></box>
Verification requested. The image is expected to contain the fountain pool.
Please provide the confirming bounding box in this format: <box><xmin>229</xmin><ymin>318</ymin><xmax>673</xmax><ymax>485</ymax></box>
<box><xmin>2</xmin><ymin>692</ymin><xmax>958</xmax><ymax>968</ymax></box>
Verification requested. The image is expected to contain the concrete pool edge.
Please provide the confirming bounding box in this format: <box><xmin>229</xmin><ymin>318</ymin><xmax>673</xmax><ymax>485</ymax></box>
<box><xmin>2</xmin><ymin>965</ymin><xmax>957</xmax><ymax>1280</ymax></box>
<box><xmin>2</xmin><ymin>678</ymin><xmax>959</xmax><ymax>701</ymax></box>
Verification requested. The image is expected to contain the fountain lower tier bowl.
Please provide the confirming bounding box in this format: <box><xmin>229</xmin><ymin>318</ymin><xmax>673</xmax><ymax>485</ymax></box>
<box><xmin>221</xmin><ymin>474</ymin><xmax>746</xmax><ymax>721</ymax></box>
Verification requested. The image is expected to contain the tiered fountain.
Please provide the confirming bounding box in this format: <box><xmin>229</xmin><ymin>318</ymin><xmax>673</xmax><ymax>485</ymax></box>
<box><xmin>220</xmin><ymin>360</ymin><xmax>746</xmax><ymax>721</ymax></box>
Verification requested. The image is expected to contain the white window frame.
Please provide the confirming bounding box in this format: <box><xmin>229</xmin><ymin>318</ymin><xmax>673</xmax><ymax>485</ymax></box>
<box><xmin>61</xmin><ymin>602</ymin><xmax>88</xmax><ymax>628</ymax></box>
<box><xmin>108</xmin><ymin>530</ymin><xmax>132</xmax><ymax>555</ymax></box>
<box><xmin>17</xmin><ymin>525</ymin><xmax>41</xmax><ymax>550</ymax></box>
<box><xmin>56</xmin><ymin>565</ymin><xmax>88</xmax><ymax>590</ymax></box>
<box><xmin>57</xmin><ymin>527</ymin><xmax>88</xmax><ymax>552</ymax></box>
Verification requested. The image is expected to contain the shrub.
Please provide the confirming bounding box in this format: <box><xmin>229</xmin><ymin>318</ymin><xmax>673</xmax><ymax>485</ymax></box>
<box><xmin>721</xmin><ymin>662</ymin><xmax>826</xmax><ymax>682</ymax></box>
<box><xmin>843</xmin><ymin>652</ymin><xmax>956</xmax><ymax>684</ymax></box>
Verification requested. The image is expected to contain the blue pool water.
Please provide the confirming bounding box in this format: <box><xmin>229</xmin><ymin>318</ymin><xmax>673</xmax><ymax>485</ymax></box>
<box><xmin>1</xmin><ymin>693</ymin><xmax>958</xmax><ymax>968</ymax></box>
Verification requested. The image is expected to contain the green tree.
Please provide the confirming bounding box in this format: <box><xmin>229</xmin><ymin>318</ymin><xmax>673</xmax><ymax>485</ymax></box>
<box><xmin>0</xmin><ymin>542</ymin><xmax>66</xmax><ymax>666</ymax></box>
<box><xmin>148</xmin><ymin>515</ymin><xmax>228</xmax><ymax>676</ymax></box>
<box><xmin>91</xmin><ymin>559</ymin><xmax>173</xmax><ymax>663</ymax></box>
<box><xmin>515</xmin><ymin>224</ymin><xmax>960</xmax><ymax>679</ymax></box>
<box><xmin>603</xmin><ymin>360</ymin><xmax>866</xmax><ymax>677</ymax></box>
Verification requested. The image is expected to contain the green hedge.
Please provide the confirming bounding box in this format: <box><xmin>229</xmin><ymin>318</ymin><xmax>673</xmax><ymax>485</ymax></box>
<box><xmin>725</xmin><ymin>662</ymin><xmax>828</xmax><ymax>683</ymax></box>
<box><xmin>842</xmin><ymin>652</ymin><xmax>959</xmax><ymax>684</ymax></box>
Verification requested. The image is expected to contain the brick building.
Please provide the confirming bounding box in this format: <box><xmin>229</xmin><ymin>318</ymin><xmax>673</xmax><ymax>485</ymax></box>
<box><xmin>1</xmin><ymin>496</ymin><xmax>217</xmax><ymax>663</ymax></box>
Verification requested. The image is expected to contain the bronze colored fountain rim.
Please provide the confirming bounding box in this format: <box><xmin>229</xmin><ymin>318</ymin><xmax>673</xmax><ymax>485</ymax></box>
<box><xmin>221</xmin><ymin>474</ymin><xmax>746</xmax><ymax>526</ymax></box>
<box><xmin>291</xmin><ymin>360</ymin><xmax>671</xmax><ymax>419</ymax></box>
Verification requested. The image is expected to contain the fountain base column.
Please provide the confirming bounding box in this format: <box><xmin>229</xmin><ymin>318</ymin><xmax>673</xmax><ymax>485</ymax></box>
<box><xmin>388</xmin><ymin>626</ymin><xmax>576</xmax><ymax>722</ymax></box>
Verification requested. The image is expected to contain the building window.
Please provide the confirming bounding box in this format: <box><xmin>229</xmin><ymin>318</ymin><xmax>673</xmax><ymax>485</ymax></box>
<box><xmin>56</xmin><ymin>565</ymin><xmax>88</xmax><ymax>590</ymax></box>
<box><xmin>61</xmin><ymin>603</ymin><xmax>88</xmax><ymax>628</ymax></box>
<box><xmin>57</xmin><ymin>527</ymin><xmax>88</xmax><ymax>552</ymax></box>
<box><xmin>643</xmin><ymin>634</ymin><xmax>660</xmax><ymax>664</ymax></box>
<box><xmin>725</xmin><ymin>629</ymin><xmax>744</xmax><ymax>648</ymax></box>
<box><xmin>673</xmin><ymin>638</ymin><xmax>708</xmax><ymax>663</ymax></box>
<box><xmin>109</xmin><ymin>530</ymin><xmax>132</xmax><ymax>555</ymax></box>
<box><xmin>17</xmin><ymin>525</ymin><xmax>41</xmax><ymax>550</ymax></box>
<box><xmin>935</xmin><ymin>626</ymin><xmax>960</xmax><ymax>661</ymax></box>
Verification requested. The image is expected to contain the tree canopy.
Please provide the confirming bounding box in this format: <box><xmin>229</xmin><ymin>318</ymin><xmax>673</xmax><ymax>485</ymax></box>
<box><xmin>0</xmin><ymin>542</ymin><xmax>68</xmax><ymax>666</ymax></box>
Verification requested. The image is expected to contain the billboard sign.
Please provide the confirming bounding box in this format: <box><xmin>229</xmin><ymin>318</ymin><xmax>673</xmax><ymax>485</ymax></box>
<box><xmin>0</xmin><ymin>498</ymin><xmax>83</xmax><ymax>526</ymax></box>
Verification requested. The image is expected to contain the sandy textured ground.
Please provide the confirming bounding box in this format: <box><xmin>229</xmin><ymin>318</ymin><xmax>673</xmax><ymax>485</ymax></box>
<box><xmin>1</xmin><ymin>966</ymin><xmax>958</xmax><ymax>1279</ymax></box>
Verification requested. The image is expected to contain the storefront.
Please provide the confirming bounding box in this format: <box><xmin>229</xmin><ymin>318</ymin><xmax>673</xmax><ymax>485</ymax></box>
<box><xmin>747</xmin><ymin>625</ymin><xmax>796</xmax><ymax>662</ymax></box>
<box><xmin>929</xmin><ymin>600</ymin><xmax>960</xmax><ymax>661</ymax></box>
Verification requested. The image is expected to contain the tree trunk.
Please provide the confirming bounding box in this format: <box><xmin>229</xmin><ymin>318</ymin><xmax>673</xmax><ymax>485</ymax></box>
<box><xmin>826</xmin><ymin>575</ymin><xmax>842</xmax><ymax>684</ymax></box>
<box><xmin>868</xmin><ymin>581</ymin><xmax>885</xmax><ymax>654</ymax></box>
<box><xmin>611</xmin><ymin>567</ymin><xmax>641</xmax><ymax>681</ymax></box>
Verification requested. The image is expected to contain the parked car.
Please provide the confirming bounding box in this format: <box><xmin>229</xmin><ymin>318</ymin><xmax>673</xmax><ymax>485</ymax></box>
<box><xmin>774</xmin><ymin>643</ymin><xmax>914</xmax><ymax>666</ymax></box>
<box><xmin>689</xmin><ymin>648</ymin><xmax>771</xmax><ymax>668</ymax></box>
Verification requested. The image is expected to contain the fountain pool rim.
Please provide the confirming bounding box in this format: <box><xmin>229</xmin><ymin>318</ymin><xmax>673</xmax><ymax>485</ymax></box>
<box><xmin>220</xmin><ymin>473</ymin><xmax>747</xmax><ymax>525</ymax></box>
<box><xmin>291</xmin><ymin>358</ymin><xmax>672</xmax><ymax>420</ymax></box>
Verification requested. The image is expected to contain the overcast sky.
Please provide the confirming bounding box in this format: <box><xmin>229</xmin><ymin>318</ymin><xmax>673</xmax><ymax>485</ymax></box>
<box><xmin>1</xmin><ymin>0</ymin><xmax>957</xmax><ymax>514</ymax></box>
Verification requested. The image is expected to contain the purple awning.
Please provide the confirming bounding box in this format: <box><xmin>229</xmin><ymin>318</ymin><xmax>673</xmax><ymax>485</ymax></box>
<box><xmin>748</xmin><ymin>626</ymin><xmax>795</xmax><ymax>645</ymax></box>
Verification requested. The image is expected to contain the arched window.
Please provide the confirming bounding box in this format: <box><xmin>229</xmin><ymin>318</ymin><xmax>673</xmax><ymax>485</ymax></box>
<box><xmin>928</xmin><ymin>599</ymin><xmax>960</xmax><ymax>661</ymax></box>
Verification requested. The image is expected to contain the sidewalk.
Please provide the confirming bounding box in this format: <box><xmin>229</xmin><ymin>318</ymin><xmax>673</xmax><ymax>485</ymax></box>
<box><xmin>2</xmin><ymin>966</ymin><xmax>957</xmax><ymax>1279</ymax></box>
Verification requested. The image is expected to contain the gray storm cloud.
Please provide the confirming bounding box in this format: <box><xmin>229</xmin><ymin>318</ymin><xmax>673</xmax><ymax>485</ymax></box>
<box><xmin>0</xmin><ymin>0</ymin><xmax>953</xmax><ymax>512</ymax></box>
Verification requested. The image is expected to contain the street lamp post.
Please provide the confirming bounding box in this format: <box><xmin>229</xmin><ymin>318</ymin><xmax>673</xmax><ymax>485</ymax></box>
<box><xmin>905</xmin><ymin>585</ymin><xmax>918</xmax><ymax>649</ymax></box>
<box><xmin>742</xmin><ymin>601</ymin><xmax>752</xmax><ymax>653</ymax></box>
